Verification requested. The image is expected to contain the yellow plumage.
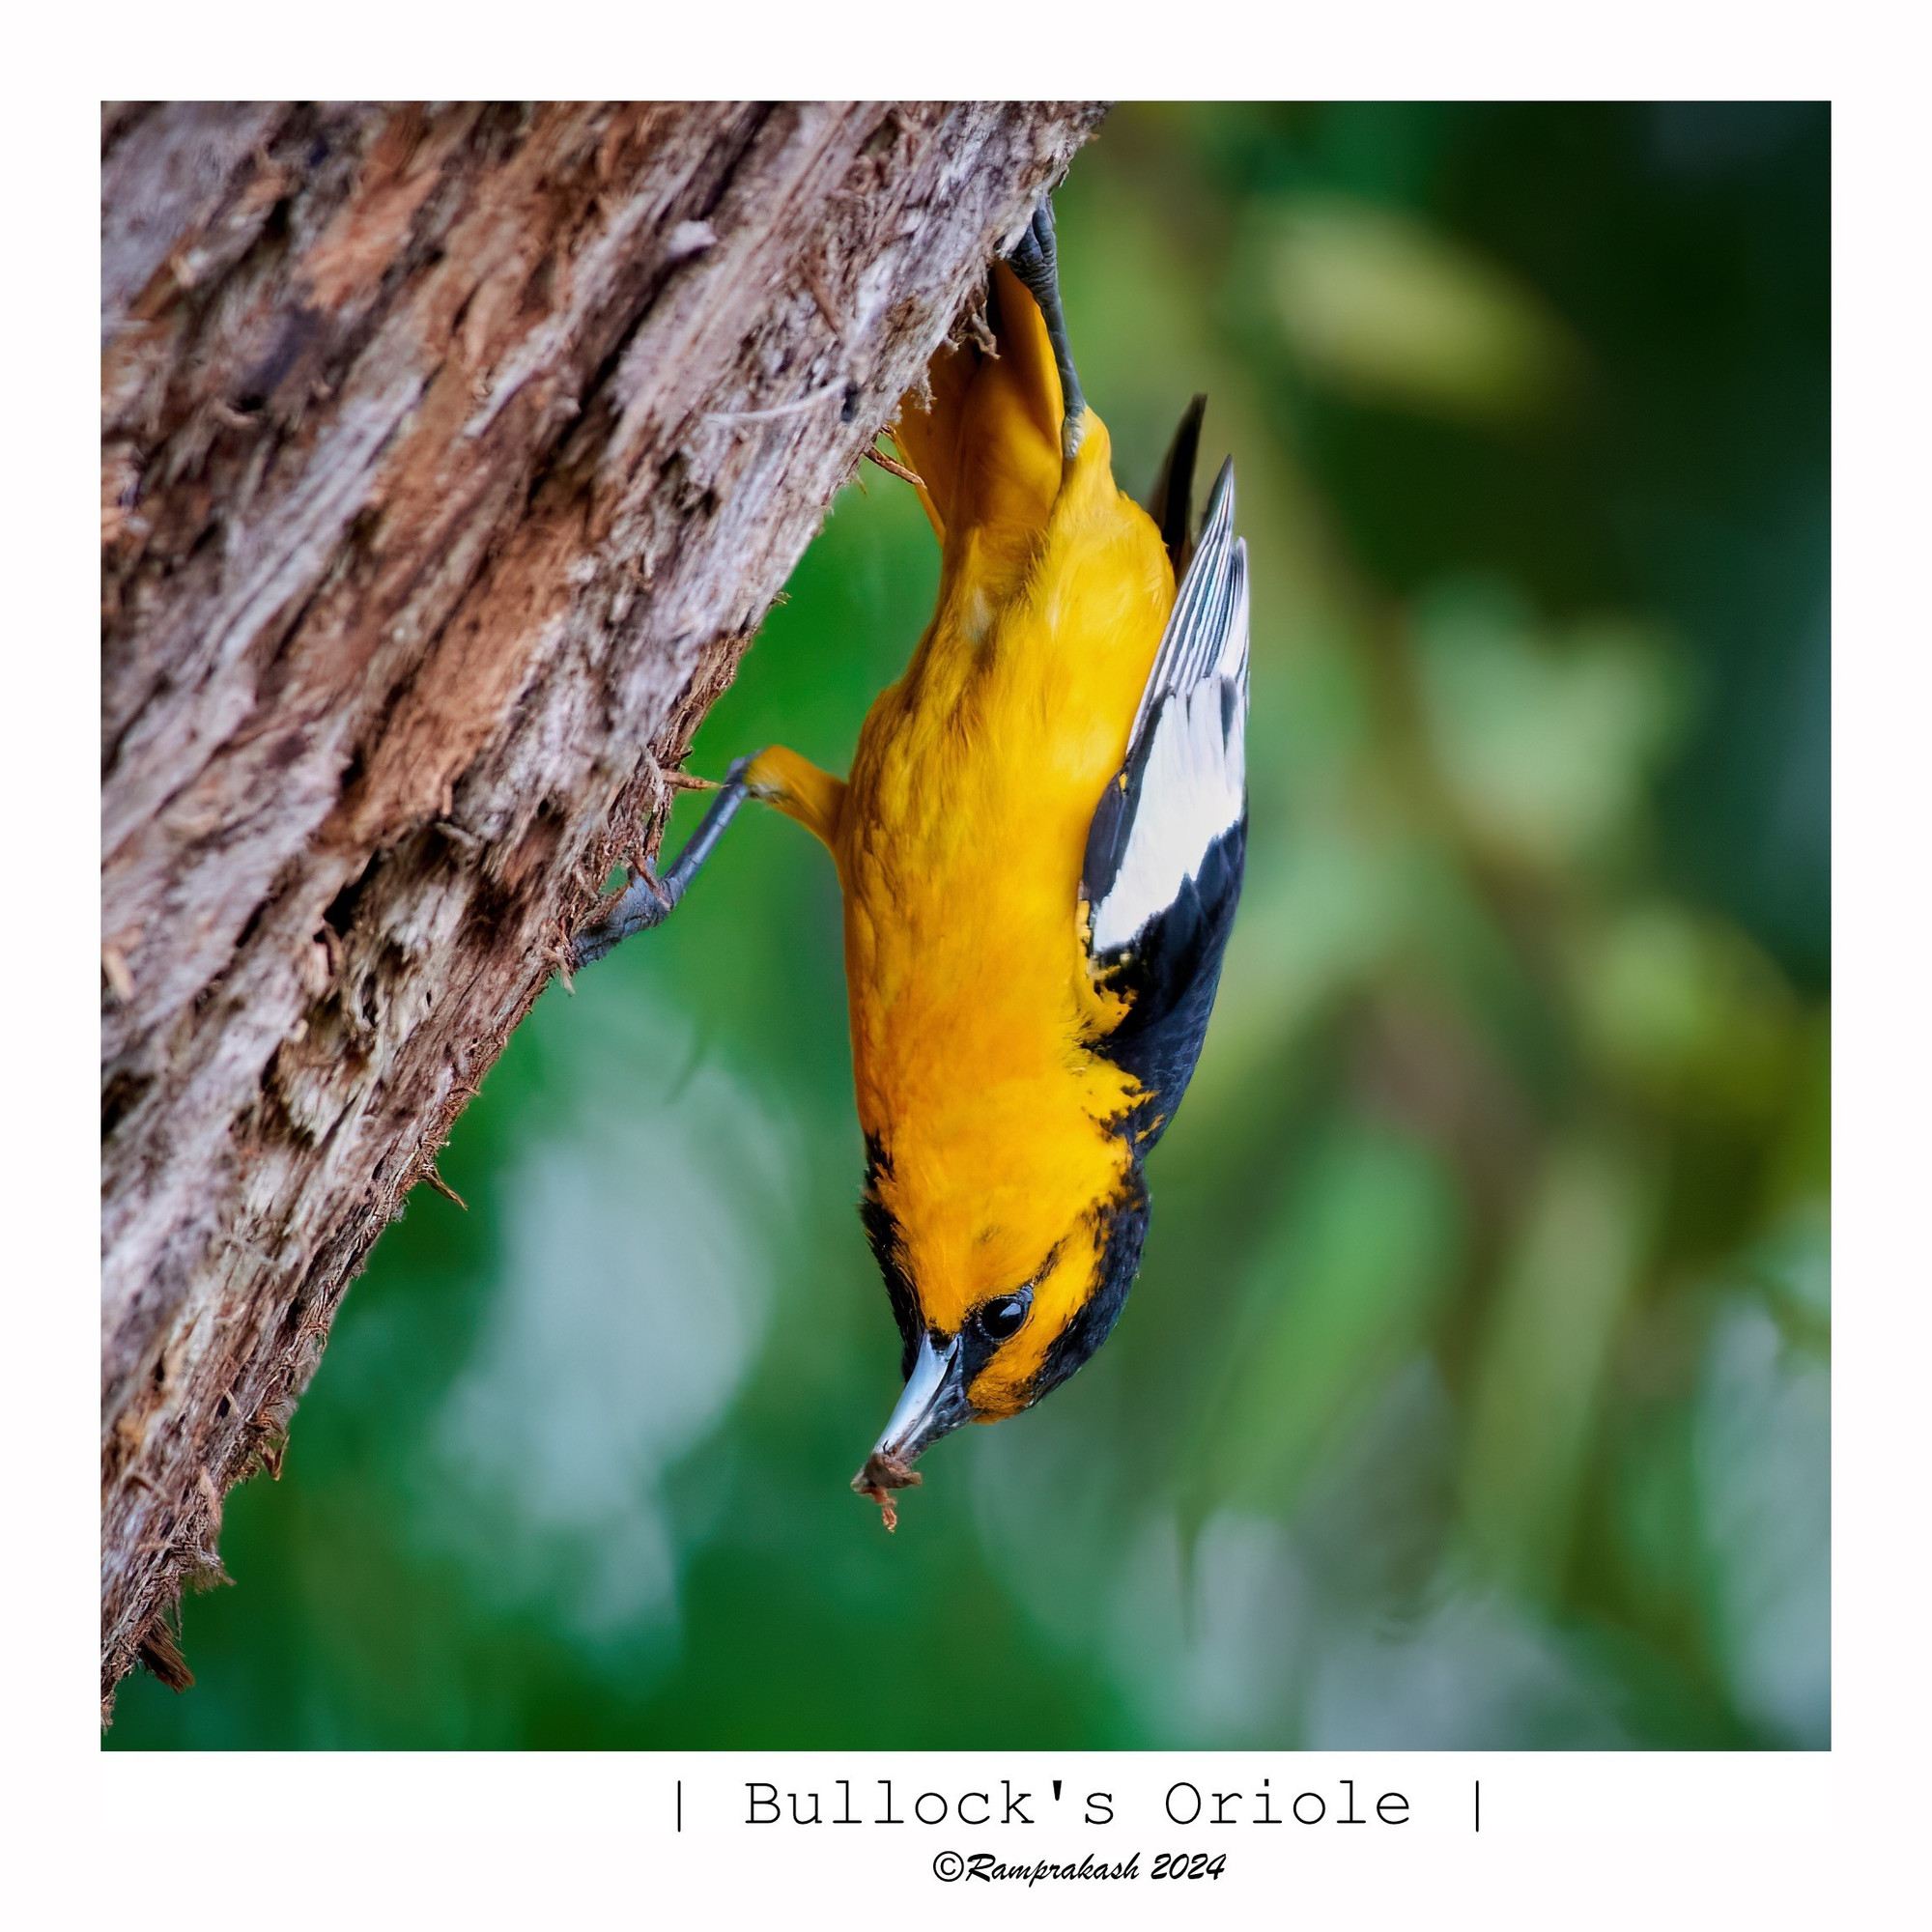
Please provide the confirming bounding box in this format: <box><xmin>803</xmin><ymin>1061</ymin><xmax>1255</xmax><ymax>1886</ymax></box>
<box><xmin>574</xmin><ymin>201</ymin><xmax>1249</xmax><ymax>1514</ymax></box>
<box><xmin>747</xmin><ymin>261</ymin><xmax>1177</xmax><ymax>1413</ymax></box>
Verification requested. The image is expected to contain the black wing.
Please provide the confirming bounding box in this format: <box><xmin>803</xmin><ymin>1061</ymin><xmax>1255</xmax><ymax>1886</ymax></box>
<box><xmin>1082</xmin><ymin>457</ymin><xmax>1249</xmax><ymax>1147</ymax></box>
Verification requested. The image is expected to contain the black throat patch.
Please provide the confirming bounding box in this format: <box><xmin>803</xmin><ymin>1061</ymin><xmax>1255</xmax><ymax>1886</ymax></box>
<box><xmin>860</xmin><ymin>1135</ymin><xmax>923</xmax><ymax>1378</ymax></box>
<box><xmin>1032</xmin><ymin>1164</ymin><xmax>1151</xmax><ymax>1404</ymax></box>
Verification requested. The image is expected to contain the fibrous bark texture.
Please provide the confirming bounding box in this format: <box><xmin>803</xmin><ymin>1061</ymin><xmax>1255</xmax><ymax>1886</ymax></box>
<box><xmin>100</xmin><ymin>99</ymin><xmax>1103</xmax><ymax>1713</ymax></box>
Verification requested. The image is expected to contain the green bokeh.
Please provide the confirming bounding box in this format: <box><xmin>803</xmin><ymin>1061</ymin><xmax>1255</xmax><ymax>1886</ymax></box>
<box><xmin>110</xmin><ymin>102</ymin><xmax>1828</xmax><ymax>1751</ymax></box>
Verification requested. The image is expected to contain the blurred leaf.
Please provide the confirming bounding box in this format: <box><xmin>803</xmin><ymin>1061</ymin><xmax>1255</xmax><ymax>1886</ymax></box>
<box><xmin>1604</xmin><ymin>1399</ymin><xmax>1706</xmax><ymax>1662</ymax></box>
<box><xmin>1462</xmin><ymin>1134</ymin><xmax>1654</xmax><ymax>1599</ymax></box>
<box><xmin>1568</xmin><ymin>900</ymin><xmax>1798</xmax><ymax>1119</ymax></box>
<box><xmin>1200</xmin><ymin>813</ymin><xmax>1412</xmax><ymax>1080</ymax></box>
<box><xmin>1744</xmin><ymin>1201</ymin><xmax>1831</xmax><ymax>1357</ymax></box>
<box><xmin>1184</xmin><ymin>1122</ymin><xmax>1463</xmax><ymax>1528</ymax></box>
<box><xmin>1694</xmin><ymin>1294</ymin><xmax>1830</xmax><ymax>1745</ymax></box>
<box><xmin>416</xmin><ymin>980</ymin><xmax>793</xmax><ymax>1667</ymax></box>
<box><xmin>1263</xmin><ymin>192</ymin><xmax>1585</xmax><ymax>425</ymax></box>
<box><xmin>1765</xmin><ymin>1008</ymin><xmax>1831</xmax><ymax>1208</ymax></box>
<box><xmin>1412</xmin><ymin>582</ymin><xmax>1688</xmax><ymax>874</ymax></box>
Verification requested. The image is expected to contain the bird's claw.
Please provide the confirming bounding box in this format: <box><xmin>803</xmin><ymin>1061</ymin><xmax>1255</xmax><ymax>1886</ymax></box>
<box><xmin>567</xmin><ymin>756</ymin><xmax>760</xmax><ymax>975</ymax></box>
<box><xmin>571</xmin><ymin>872</ymin><xmax>671</xmax><ymax>970</ymax></box>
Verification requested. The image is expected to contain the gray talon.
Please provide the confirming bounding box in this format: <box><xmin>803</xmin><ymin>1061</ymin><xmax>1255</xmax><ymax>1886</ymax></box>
<box><xmin>569</xmin><ymin>753</ymin><xmax>762</xmax><ymax>972</ymax></box>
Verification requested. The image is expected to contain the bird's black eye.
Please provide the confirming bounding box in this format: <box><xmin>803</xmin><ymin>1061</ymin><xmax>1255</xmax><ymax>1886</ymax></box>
<box><xmin>978</xmin><ymin>1292</ymin><xmax>1031</xmax><ymax>1342</ymax></box>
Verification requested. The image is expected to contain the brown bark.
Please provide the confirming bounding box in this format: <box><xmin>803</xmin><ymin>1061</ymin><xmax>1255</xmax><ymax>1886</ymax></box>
<box><xmin>99</xmin><ymin>99</ymin><xmax>1103</xmax><ymax>1714</ymax></box>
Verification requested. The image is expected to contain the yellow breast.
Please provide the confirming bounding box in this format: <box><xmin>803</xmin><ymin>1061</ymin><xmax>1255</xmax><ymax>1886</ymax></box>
<box><xmin>833</xmin><ymin>409</ymin><xmax>1174</xmax><ymax>1343</ymax></box>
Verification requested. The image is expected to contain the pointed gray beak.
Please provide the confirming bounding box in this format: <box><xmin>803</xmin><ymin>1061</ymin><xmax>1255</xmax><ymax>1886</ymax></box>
<box><xmin>851</xmin><ymin>1333</ymin><xmax>973</xmax><ymax>1501</ymax></box>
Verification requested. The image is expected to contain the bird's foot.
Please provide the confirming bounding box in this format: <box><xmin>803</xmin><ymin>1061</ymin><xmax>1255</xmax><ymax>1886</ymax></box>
<box><xmin>568</xmin><ymin>755</ymin><xmax>758</xmax><ymax>972</ymax></box>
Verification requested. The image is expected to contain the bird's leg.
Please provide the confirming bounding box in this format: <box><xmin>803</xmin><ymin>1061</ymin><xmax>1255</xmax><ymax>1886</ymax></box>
<box><xmin>572</xmin><ymin>755</ymin><xmax>755</xmax><ymax>969</ymax></box>
<box><xmin>1005</xmin><ymin>198</ymin><xmax>1087</xmax><ymax>458</ymax></box>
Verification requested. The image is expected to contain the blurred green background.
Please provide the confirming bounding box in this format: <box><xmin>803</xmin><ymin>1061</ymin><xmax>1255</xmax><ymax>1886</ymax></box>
<box><xmin>111</xmin><ymin>102</ymin><xmax>1829</xmax><ymax>1750</ymax></box>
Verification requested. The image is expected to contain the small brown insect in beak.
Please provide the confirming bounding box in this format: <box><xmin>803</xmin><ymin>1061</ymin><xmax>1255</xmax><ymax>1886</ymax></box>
<box><xmin>852</xmin><ymin>1451</ymin><xmax>922</xmax><ymax>1531</ymax></box>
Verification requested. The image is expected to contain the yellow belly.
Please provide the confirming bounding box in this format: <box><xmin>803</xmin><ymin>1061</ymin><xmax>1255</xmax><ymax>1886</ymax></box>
<box><xmin>833</xmin><ymin>412</ymin><xmax>1173</xmax><ymax>1333</ymax></box>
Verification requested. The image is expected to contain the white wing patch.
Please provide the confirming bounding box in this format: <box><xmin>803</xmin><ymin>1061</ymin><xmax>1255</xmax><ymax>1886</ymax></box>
<box><xmin>1089</xmin><ymin>462</ymin><xmax>1250</xmax><ymax>955</ymax></box>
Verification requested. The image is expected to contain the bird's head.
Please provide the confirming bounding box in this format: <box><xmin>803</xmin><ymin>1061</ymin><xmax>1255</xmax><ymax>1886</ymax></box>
<box><xmin>851</xmin><ymin>1135</ymin><xmax>1149</xmax><ymax>1514</ymax></box>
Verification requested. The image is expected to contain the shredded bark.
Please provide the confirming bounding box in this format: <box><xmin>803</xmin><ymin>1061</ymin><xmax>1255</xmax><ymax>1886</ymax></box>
<box><xmin>863</xmin><ymin>440</ymin><xmax>924</xmax><ymax>488</ymax></box>
<box><xmin>99</xmin><ymin>99</ymin><xmax>1104</xmax><ymax>1716</ymax></box>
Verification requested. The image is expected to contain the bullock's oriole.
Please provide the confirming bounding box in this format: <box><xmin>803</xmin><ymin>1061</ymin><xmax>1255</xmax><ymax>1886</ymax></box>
<box><xmin>576</xmin><ymin>199</ymin><xmax>1249</xmax><ymax>1525</ymax></box>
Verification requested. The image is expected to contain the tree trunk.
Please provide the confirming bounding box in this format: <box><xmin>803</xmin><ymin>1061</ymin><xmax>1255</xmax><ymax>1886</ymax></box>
<box><xmin>99</xmin><ymin>99</ymin><xmax>1103</xmax><ymax>1714</ymax></box>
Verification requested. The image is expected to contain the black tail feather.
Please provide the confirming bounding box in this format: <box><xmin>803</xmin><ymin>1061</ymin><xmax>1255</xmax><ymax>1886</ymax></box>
<box><xmin>1147</xmin><ymin>393</ymin><xmax>1207</xmax><ymax>579</ymax></box>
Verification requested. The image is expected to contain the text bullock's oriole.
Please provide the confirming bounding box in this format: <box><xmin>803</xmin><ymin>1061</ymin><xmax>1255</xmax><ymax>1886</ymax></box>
<box><xmin>575</xmin><ymin>198</ymin><xmax>1250</xmax><ymax>1524</ymax></box>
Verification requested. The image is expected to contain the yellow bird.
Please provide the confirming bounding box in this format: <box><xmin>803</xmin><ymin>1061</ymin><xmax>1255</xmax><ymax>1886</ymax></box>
<box><xmin>575</xmin><ymin>199</ymin><xmax>1249</xmax><ymax>1524</ymax></box>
